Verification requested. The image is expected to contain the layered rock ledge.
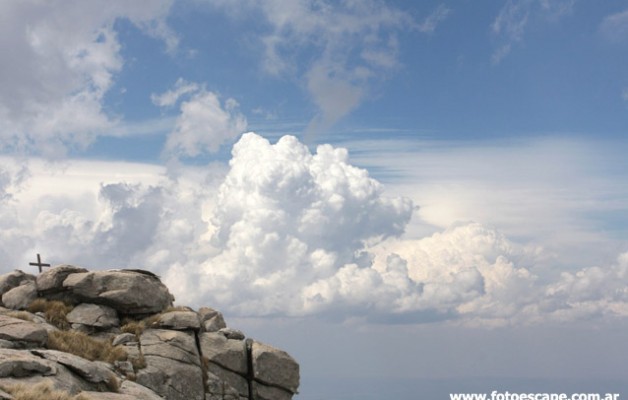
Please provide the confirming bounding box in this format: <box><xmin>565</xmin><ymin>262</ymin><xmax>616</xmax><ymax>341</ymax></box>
<box><xmin>0</xmin><ymin>265</ymin><xmax>300</xmax><ymax>400</ymax></box>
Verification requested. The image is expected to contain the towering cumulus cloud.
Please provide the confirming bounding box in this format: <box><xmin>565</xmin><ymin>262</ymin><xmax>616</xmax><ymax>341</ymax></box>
<box><xmin>185</xmin><ymin>133</ymin><xmax>413</xmax><ymax>316</ymax></box>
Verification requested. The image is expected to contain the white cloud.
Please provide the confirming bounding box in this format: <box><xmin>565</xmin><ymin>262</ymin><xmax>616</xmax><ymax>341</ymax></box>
<box><xmin>208</xmin><ymin>0</ymin><xmax>415</xmax><ymax>135</ymax></box>
<box><xmin>491</xmin><ymin>0</ymin><xmax>574</xmax><ymax>64</ymax></box>
<box><xmin>151</xmin><ymin>78</ymin><xmax>200</xmax><ymax>108</ymax></box>
<box><xmin>600</xmin><ymin>8</ymin><xmax>628</xmax><ymax>41</ymax></box>
<box><xmin>418</xmin><ymin>4</ymin><xmax>451</xmax><ymax>34</ymax></box>
<box><xmin>154</xmin><ymin>80</ymin><xmax>248</xmax><ymax>158</ymax></box>
<box><xmin>187</xmin><ymin>132</ymin><xmax>414</xmax><ymax>315</ymax></box>
<box><xmin>544</xmin><ymin>252</ymin><xmax>628</xmax><ymax>321</ymax></box>
<box><xmin>0</xmin><ymin>0</ymin><xmax>175</xmax><ymax>157</ymax></box>
<box><xmin>2</xmin><ymin>134</ymin><xmax>628</xmax><ymax>327</ymax></box>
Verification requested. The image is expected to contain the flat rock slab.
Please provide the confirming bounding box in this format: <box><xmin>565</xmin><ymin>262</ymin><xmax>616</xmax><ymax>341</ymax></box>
<box><xmin>0</xmin><ymin>315</ymin><xmax>48</xmax><ymax>347</ymax></box>
<box><xmin>62</xmin><ymin>270</ymin><xmax>174</xmax><ymax>315</ymax></box>
<box><xmin>155</xmin><ymin>310</ymin><xmax>200</xmax><ymax>331</ymax></box>
<box><xmin>66</xmin><ymin>303</ymin><xmax>119</xmax><ymax>329</ymax></box>
<box><xmin>140</xmin><ymin>329</ymin><xmax>200</xmax><ymax>366</ymax></box>
<box><xmin>0</xmin><ymin>349</ymin><xmax>56</xmax><ymax>378</ymax></box>
<box><xmin>78</xmin><ymin>392</ymin><xmax>137</xmax><ymax>400</ymax></box>
<box><xmin>118</xmin><ymin>379</ymin><xmax>164</xmax><ymax>400</ymax></box>
<box><xmin>31</xmin><ymin>349</ymin><xmax>117</xmax><ymax>387</ymax></box>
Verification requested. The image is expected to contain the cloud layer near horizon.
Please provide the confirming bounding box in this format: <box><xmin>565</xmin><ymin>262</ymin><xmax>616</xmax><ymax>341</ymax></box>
<box><xmin>1</xmin><ymin>133</ymin><xmax>627</xmax><ymax>326</ymax></box>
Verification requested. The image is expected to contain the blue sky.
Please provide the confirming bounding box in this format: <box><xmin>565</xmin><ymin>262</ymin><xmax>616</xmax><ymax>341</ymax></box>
<box><xmin>2</xmin><ymin>1</ymin><xmax>628</xmax><ymax>399</ymax></box>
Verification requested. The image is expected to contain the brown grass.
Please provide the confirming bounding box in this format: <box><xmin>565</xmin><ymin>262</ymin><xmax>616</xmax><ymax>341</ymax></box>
<box><xmin>4</xmin><ymin>310</ymin><xmax>35</xmax><ymax>322</ymax></box>
<box><xmin>27</xmin><ymin>299</ymin><xmax>73</xmax><ymax>330</ymax></box>
<box><xmin>47</xmin><ymin>330</ymin><xmax>128</xmax><ymax>365</ymax></box>
<box><xmin>130</xmin><ymin>353</ymin><xmax>147</xmax><ymax>370</ymax></box>
<box><xmin>0</xmin><ymin>380</ymin><xmax>90</xmax><ymax>400</ymax></box>
<box><xmin>120</xmin><ymin>309</ymin><xmax>180</xmax><ymax>337</ymax></box>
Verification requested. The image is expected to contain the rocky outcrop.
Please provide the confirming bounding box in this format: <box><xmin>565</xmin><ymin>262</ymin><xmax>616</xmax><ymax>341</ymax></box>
<box><xmin>62</xmin><ymin>270</ymin><xmax>175</xmax><ymax>315</ymax></box>
<box><xmin>0</xmin><ymin>266</ymin><xmax>300</xmax><ymax>399</ymax></box>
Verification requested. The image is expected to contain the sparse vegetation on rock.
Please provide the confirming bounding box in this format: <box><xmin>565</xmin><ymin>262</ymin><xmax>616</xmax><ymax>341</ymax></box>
<box><xmin>0</xmin><ymin>265</ymin><xmax>300</xmax><ymax>400</ymax></box>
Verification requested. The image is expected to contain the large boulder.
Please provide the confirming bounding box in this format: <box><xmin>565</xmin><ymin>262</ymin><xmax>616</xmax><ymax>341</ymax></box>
<box><xmin>0</xmin><ymin>315</ymin><xmax>48</xmax><ymax>348</ymax></box>
<box><xmin>36</xmin><ymin>265</ymin><xmax>88</xmax><ymax>296</ymax></box>
<box><xmin>0</xmin><ymin>271</ymin><xmax>34</xmax><ymax>299</ymax></box>
<box><xmin>62</xmin><ymin>270</ymin><xmax>174</xmax><ymax>315</ymax></box>
<box><xmin>2</xmin><ymin>282</ymin><xmax>37</xmax><ymax>310</ymax></box>
<box><xmin>251</xmin><ymin>341</ymin><xmax>299</xmax><ymax>394</ymax></box>
<box><xmin>198</xmin><ymin>307</ymin><xmax>226</xmax><ymax>333</ymax></box>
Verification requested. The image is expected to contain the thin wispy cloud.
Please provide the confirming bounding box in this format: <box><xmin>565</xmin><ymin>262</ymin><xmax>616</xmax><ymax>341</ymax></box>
<box><xmin>418</xmin><ymin>4</ymin><xmax>451</xmax><ymax>34</ymax></box>
<box><xmin>491</xmin><ymin>0</ymin><xmax>575</xmax><ymax>64</ymax></box>
<box><xmin>208</xmin><ymin>0</ymin><xmax>417</xmax><ymax>137</ymax></box>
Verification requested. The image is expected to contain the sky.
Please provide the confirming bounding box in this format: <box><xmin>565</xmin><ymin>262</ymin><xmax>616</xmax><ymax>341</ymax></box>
<box><xmin>1</xmin><ymin>0</ymin><xmax>628</xmax><ymax>398</ymax></box>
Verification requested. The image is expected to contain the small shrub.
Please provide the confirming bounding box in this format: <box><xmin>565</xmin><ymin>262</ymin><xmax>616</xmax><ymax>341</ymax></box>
<box><xmin>47</xmin><ymin>330</ymin><xmax>128</xmax><ymax>365</ymax></box>
<box><xmin>27</xmin><ymin>299</ymin><xmax>73</xmax><ymax>330</ymax></box>
<box><xmin>0</xmin><ymin>380</ymin><xmax>90</xmax><ymax>400</ymax></box>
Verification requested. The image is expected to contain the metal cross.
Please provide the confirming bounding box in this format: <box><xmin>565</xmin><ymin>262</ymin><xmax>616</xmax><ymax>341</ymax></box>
<box><xmin>29</xmin><ymin>253</ymin><xmax>51</xmax><ymax>273</ymax></box>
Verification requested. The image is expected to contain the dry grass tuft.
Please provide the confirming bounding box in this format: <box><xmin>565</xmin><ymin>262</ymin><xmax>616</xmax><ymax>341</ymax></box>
<box><xmin>120</xmin><ymin>319</ymin><xmax>145</xmax><ymax>337</ymax></box>
<box><xmin>120</xmin><ymin>309</ymin><xmax>178</xmax><ymax>337</ymax></box>
<box><xmin>27</xmin><ymin>299</ymin><xmax>73</xmax><ymax>330</ymax></box>
<box><xmin>0</xmin><ymin>380</ymin><xmax>90</xmax><ymax>400</ymax></box>
<box><xmin>130</xmin><ymin>353</ymin><xmax>147</xmax><ymax>370</ymax></box>
<box><xmin>120</xmin><ymin>306</ymin><xmax>195</xmax><ymax>337</ymax></box>
<box><xmin>4</xmin><ymin>310</ymin><xmax>35</xmax><ymax>322</ymax></box>
<box><xmin>48</xmin><ymin>330</ymin><xmax>128</xmax><ymax>365</ymax></box>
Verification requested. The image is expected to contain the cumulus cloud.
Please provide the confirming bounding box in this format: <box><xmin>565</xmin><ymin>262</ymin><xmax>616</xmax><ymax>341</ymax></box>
<box><xmin>0</xmin><ymin>0</ymin><xmax>175</xmax><ymax>157</ymax></box>
<box><xmin>208</xmin><ymin>0</ymin><xmax>416</xmax><ymax>135</ymax></box>
<box><xmin>189</xmin><ymin>133</ymin><xmax>414</xmax><ymax>315</ymax></box>
<box><xmin>2</xmin><ymin>134</ymin><xmax>628</xmax><ymax>327</ymax></box>
<box><xmin>153</xmin><ymin>79</ymin><xmax>248</xmax><ymax>158</ymax></box>
<box><xmin>544</xmin><ymin>252</ymin><xmax>628</xmax><ymax>321</ymax></box>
